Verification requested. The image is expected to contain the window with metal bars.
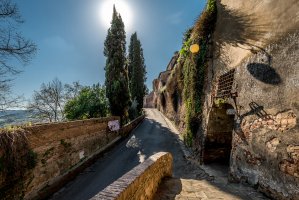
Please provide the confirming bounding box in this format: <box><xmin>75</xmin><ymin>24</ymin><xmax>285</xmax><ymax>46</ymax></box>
<box><xmin>216</xmin><ymin>69</ymin><xmax>235</xmax><ymax>98</ymax></box>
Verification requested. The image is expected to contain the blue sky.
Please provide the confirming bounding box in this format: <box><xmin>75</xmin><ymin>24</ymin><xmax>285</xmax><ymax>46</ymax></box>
<box><xmin>13</xmin><ymin>0</ymin><xmax>206</xmax><ymax>100</ymax></box>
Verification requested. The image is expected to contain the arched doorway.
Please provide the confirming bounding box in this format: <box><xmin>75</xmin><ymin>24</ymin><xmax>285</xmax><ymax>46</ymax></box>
<box><xmin>203</xmin><ymin>103</ymin><xmax>235</xmax><ymax>165</ymax></box>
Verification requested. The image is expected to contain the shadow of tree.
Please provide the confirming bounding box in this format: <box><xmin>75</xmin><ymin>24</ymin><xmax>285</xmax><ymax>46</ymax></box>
<box><xmin>215</xmin><ymin>3</ymin><xmax>270</xmax><ymax>53</ymax></box>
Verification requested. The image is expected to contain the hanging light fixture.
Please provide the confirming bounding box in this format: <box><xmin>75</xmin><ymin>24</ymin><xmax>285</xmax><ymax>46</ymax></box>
<box><xmin>190</xmin><ymin>44</ymin><xmax>200</xmax><ymax>54</ymax></box>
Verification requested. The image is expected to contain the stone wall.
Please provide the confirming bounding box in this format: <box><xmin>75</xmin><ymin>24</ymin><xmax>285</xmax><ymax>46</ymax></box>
<box><xmin>227</xmin><ymin>33</ymin><xmax>299</xmax><ymax>199</ymax></box>
<box><xmin>147</xmin><ymin>52</ymin><xmax>186</xmax><ymax>132</ymax></box>
<box><xmin>199</xmin><ymin>0</ymin><xmax>299</xmax><ymax>199</ymax></box>
<box><xmin>0</xmin><ymin>115</ymin><xmax>145</xmax><ymax>200</ymax></box>
<box><xmin>149</xmin><ymin>0</ymin><xmax>299</xmax><ymax>199</ymax></box>
<box><xmin>91</xmin><ymin>152</ymin><xmax>173</xmax><ymax>200</ymax></box>
<box><xmin>144</xmin><ymin>91</ymin><xmax>155</xmax><ymax>108</ymax></box>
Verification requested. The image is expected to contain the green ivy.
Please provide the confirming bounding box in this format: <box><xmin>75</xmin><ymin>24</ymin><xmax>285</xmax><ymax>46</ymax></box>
<box><xmin>214</xmin><ymin>98</ymin><xmax>228</xmax><ymax>108</ymax></box>
<box><xmin>179</xmin><ymin>38</ymin><xmax>192</xmax><ymax>60</ymax></box>
<box><xmin>181</xmin><ymin>0</ymin><xmax>217</xmax><ymax>147</ymax></box>
<box><xmin>207</xmin><ymin>0</ymin><xmax>217</xmax><ymax>13</ymax></box>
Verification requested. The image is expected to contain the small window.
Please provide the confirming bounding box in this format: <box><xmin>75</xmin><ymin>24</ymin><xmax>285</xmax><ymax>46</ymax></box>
<box><xmin>216</xmin><ymin>69</ymin><xmax>235</xmax><ymax>98</ymax></box>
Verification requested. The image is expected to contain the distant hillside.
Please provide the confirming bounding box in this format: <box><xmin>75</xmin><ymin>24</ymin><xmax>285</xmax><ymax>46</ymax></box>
<box><xmin>0</xmin><ymin>110</ymin><xmax>40</xmax><ymax>127</ymax></box>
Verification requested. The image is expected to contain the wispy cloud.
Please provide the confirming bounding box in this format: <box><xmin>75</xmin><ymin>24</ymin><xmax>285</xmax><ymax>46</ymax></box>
<box><xmin>166</xmin><ymin>11</ymin><xmax>184</xmax><ymax>25</ymax></box>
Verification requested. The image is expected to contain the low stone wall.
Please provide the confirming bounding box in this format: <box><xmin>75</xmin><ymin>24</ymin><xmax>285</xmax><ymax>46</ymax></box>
<box><xmin>91</xmin><ymin>152</ymin><xmax>173</xmax><ymax>200</ymax></box>
<box><xmin>0</xmin><ymin>115</ymin><xmax>145</xmax><ymax>200</ymax></box>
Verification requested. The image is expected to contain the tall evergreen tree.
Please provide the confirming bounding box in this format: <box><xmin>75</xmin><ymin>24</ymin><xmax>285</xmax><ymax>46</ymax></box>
<box><xmin>128</xmin><ymin>32</ymin><xmax>147</xmax><ymax>114</ymax></box>
<box><xmin>104</xmin><ymin>6</ymin><xmax>130</xmax><ymax>121</ymax></box>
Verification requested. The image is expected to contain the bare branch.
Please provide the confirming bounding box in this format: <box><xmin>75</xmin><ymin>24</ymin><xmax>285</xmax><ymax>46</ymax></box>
<box><xmin>0</xmin><ymin>0</ymin><xmax>37</xmax><ymax>109</ymax></box>
<box><xmin>0</xmin><ymin>0</ymin><xmax>22</xmax><ymax>22</ymax></box>
<box><xmin>28</xmin><ymin>78</ymin><xmax>66</xmax><ymax>122</ymax></box>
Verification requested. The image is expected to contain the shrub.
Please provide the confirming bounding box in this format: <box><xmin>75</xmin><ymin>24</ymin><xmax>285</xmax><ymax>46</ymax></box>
<box><xmin>0</xmin><ymin>128</ymin><xmax>37</xmax><ymax>199</ymax></box>
<box><xmin>64</xmin><ymin>84</ymin><xmax>109</xmax><ymax>120</ymax></box>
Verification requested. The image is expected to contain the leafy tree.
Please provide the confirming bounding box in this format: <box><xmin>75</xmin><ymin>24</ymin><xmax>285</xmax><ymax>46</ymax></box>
<box><xmin>127</xmin><ymin>32</ymin><xmax>147</xmax><ymax>116</ymax></box>
<box><xmin>104</xmin><ymin>6</ymin><xmax>130</xmax><ymax>122</ymax></box>
<box><xmin>64</xmin><ymin>84</ymin><xmax>109</xmax><ymax>120</ymax></box>
<box><xmin>28</xmin><ymin>78</ymin><xmax>65</xmax><ymax>122</ymax></box>
<box><xmin>0</xmin><ymin>0</ymin><xmax>36</xmax><ymax>109</ymax></box>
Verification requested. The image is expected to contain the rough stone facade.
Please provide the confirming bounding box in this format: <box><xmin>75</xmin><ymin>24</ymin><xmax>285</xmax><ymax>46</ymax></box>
<box><xmin>91</xmin><ymin>152</ymin><xmax>173</xmax><ymax>200</ymax></box>
<box><xmin>144</xmin><ymin>91</ymin><xmax>155</xmax><ymax>108</ymax></box>
<box><xmin>0</xmin><ymin>116</ymin><xmax>145</xmax><ymax>200</ymax></box>
<box><xmin>202</xmin><ymin>1</ymin><xmax>299</xmax><ymax>199</ymax></box>
<box><xmin>226</xmin><ymin>35</ymin><xmax>299</xmax><ymax>199</ymax></box>
<box><xmin>146</xmin><ymin>52</ymin><xmax>186</xmax><ymax>132</ymax></box>
<box><xmin>149</xmin><ymin>0</ymin><xmax>299</xmax><ymax>199</ymax></box>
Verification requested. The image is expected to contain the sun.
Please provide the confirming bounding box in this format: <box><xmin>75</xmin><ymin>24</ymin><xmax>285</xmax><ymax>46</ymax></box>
<box><xmin>100</xmin><ymin>0</ymin><xmax>133</xmax><ymax>30</ymax></box>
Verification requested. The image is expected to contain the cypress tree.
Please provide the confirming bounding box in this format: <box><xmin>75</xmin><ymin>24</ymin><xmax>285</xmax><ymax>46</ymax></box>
<box><xmin>128</xmin><ymin>32</ymin><xmax>147</xmax><ymax>114</ymax></box>
<box><xmin>104</xmin><ymin>6</ymin><xmax>130</xmax><ymax>121</ymax></box>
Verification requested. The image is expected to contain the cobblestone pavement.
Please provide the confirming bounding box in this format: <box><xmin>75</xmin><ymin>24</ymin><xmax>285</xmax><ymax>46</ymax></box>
<box><xmin>154</xmin><ymin>167</ymin><xmax>269</xmax><ymax>200</ymax></box>
<box><xmin>153</xmin><ymin>109</ymin><xmax>269</xmax><ymax>200</ymax></box>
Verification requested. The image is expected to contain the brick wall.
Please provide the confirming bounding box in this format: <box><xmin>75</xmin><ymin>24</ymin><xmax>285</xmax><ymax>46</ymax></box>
<box><xmin>0</xmin><ymin>115</ymin><xmax>145</xmax><ymax>200</ymax></box>
<box><xmin>91</xmin><ymin>152</ymin><xmax>173</xmax><ymax>200</ymax></box>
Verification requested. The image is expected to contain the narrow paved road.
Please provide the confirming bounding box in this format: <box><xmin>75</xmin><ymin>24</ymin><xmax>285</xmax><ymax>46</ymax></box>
<box><xmin>50</xmin><ymin>109</ymin><xmax>188</xmax><ymax>200</ymax></box>
<box><xmin>50</xmin><ymin>109</ymin><xmax>268</xmax><ymax>200</ymax></box>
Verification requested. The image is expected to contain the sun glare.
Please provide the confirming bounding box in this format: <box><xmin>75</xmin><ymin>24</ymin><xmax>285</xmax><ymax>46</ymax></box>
<box><xmin>100</xmin><ymin>0</ymin><xmax>133</xmax><ymax>30</ymax></box>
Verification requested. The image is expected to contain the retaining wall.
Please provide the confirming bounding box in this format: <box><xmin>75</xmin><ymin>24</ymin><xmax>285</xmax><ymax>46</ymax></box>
<box><xmin>0</xmin><ymin>115</ymin><xmax>145</xmax><ymax>200</ymax></box>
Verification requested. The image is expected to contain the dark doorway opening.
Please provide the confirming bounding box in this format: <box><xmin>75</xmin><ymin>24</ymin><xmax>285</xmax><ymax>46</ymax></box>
<box><xmin>160</xmin><ymin>93</ymin><xmax>166</xmax><ymax>109</ymax></box>
<box><xmin>203</xmin><ymin>103</ymin><xmax>235</xmax><ymax>165</ymax></box>
<box><xmin>171</xmin><ymin>90</ymin><xmax>179</xmax><ymax>113</ymax></box>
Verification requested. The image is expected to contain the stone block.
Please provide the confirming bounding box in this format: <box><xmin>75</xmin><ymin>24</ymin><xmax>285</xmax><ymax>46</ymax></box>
<box><xmin>266</xmin><ymin>138</ymin><xmax>280</xmax><ymax>152</ymax></box>
<box><xmin>287</xmin><ymin>116</ymin><xmax>296</xmax><ymax>123</ymax></box>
